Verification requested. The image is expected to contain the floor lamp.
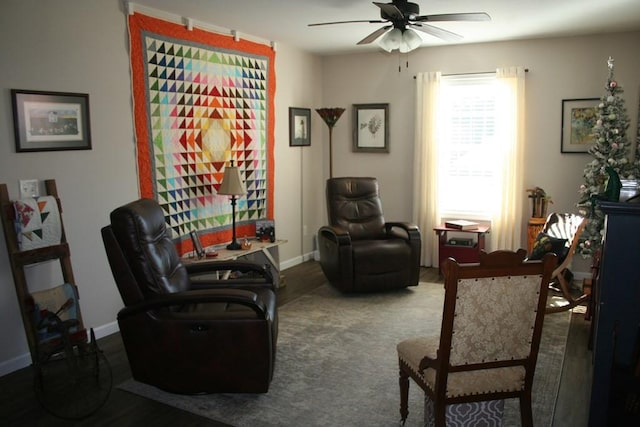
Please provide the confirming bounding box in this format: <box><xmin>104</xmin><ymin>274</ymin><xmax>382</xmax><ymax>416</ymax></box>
<box><xmin>218</xmin><ymin>160</ymin><xmax>246</xmax><ymax>250</ymax></box>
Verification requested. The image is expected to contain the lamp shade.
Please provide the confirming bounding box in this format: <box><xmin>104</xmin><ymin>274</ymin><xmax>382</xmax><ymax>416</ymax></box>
<box><xmin>400</xmin><ymin>28</ymin><xmax>422</xmax><ymax>53</ymax></box>
<box><xmin>379</xmin><ymin>28</ymin><xmax>403</xmax><ymax>52</ymax></box>
<box><xmin>218</xmin><ymin>165</ymin><xmax>246</xmax><ymax>196</ymax></box>
<box><xmin>379</xmin><ymin>27</ymin><xmax>422</xmax><ymax>53</ymax></box>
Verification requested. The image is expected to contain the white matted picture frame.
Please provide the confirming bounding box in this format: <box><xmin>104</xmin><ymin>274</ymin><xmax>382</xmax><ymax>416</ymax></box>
<box><xmin>561</xmin><ymin>98</ymin><xmax>599</xmax><ymax>153</ymax></box>
<box><xmin>352</xmin><ymin>103</ymin><xmax>389</xmax><ymax>153</ymax></box>
<box><xmin>289</xmin><ymin>107</ymin><xmax>311</xmax><ymax>146</ymax></box>
<box><xmin>11</xmin><ymin>89</ymin><xmax>92</xmax><ymax>152</ymax></box>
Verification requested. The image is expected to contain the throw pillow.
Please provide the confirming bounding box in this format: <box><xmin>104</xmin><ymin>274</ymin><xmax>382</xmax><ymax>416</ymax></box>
<box><xmin>528</xmin><ymin>232</ymin><xmax>568</xmax><ymax>261</ymax></box>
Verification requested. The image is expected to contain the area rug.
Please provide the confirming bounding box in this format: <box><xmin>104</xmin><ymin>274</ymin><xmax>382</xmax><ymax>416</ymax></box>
<box><xmin>119</xmin><ymin>281</ymin><xmax>570</xmax><ymax>426</ymax></box>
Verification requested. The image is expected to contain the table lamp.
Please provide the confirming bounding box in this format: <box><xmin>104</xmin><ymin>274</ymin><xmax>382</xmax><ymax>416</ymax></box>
<box><xmin>218</xmin><ymin>160</ymin><xmax>246</xmax><ymax>250</ymax></box>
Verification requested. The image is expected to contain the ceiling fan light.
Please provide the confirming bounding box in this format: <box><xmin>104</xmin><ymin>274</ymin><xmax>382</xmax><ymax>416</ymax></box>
<box><xmin>401</xmin><ymin>28</ymin><xmax>422</xmax><ymax>52</ymax></box>
<box><xmin>379</xmin><ymin>28</ymin><xmax>403</xmax><ymax>52</ymax></box>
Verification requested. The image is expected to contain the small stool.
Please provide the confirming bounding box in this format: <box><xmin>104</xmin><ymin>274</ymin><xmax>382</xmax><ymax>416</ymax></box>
<box><xmin>425</xmin><ymin>397</ymin><xmax>504</xmax><ymax>426</ymax></box>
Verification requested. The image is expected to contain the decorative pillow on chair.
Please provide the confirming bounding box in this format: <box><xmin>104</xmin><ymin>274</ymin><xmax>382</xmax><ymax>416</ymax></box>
<box><xmin>528</xmin><ymin>232</ymin><xmax>568</xmax><ymax>261</ymax></box>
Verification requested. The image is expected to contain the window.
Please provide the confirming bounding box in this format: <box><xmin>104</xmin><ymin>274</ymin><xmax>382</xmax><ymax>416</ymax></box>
<box><xmin>437</xmin><ymin>74</ymin><xmax>503</xmax><ymax>220</ymax></box>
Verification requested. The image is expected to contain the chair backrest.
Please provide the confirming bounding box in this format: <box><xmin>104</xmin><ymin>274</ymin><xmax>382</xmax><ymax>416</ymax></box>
<box><xmin>543</xmin><ymin>213</ymin><xmax>585</xmax><ymax>250</ymax></box>
<box><xmin>542</xmin><ymin>212</ymin><xmax>586</xmax><ymax>273</ymax></box>
<box><xmin>107</xmin><ymin>198</ymin><xmax>189</xmax><ymax>300</ymax></box>
<box><xmin>441</xmin><ymin>250</ymin><xmax>555</xmax><ymax>369</ymax></box>
<box><xmin>325</xmin><ymin>177</ymin><xmax>386</xmax><ymax>240</ymax></box>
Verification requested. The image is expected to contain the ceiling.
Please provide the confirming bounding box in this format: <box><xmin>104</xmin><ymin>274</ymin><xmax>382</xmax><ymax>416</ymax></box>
<box><xmin>131</xmin><ymin>0</ymin><xmax>640</xmax><ymax>55</ymax></box>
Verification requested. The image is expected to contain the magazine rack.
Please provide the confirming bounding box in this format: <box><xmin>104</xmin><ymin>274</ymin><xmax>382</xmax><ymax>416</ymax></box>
<box><xmin>0</xmin><ymin>179</ymin><xmax>111</xmax><ymax>419</ymax></box>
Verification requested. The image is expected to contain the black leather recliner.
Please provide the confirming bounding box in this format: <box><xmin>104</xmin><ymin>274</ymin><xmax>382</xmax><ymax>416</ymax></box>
<box><xmin>101</xmin><ymin>198</ymin><xmax>277</xmax><ymax>394</ymax></box>
<box><xmin>317</xmin><ymin>177</ymin><xmax>421</xmax><ymax>293</ymax></box>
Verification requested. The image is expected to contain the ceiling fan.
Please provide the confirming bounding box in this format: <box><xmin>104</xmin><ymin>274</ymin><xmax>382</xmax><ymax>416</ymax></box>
<box><xmin>308</xmin><ymin>0</ymin><xmax>491</xmax><ymax>52</ymax></box>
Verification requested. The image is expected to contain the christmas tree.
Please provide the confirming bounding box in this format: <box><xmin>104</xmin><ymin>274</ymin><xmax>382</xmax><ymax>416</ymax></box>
<box><xmin>576</xmin><ymin>57</ymin><xmax>634</xmax><ymax>257</ymax></box>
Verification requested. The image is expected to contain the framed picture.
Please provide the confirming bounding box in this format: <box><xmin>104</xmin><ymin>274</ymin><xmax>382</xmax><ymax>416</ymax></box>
<box><xmin>255</xmin><ymin>219</ymin><xmax>275</xmax><ymax>242</ymax></box>
<box><xmin>353</xmin><ymin>103</ymin><xmax>389</xmax><ymax>153</ymax></box>
<box><xmin>190</xmin><ymin>230</ymin><xmax>205</xmax><ymax>259</ymax></box>
<box><xmin>289</xmin><ymin>107</ymin><xmax>311</xmax><ymax>146</ymax></box>
<box><xmin>11</xmin><ymin>89</ymin><xmax>92</xmax><ymax>152</ymax></box>
<box><xmin>561</xmin><ymin>98</ymin><xmax>599</xmax><ymax>153</ymax></box>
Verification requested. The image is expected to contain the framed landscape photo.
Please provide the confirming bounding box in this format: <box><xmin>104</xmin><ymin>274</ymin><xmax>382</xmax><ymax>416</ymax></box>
<box><xmin>11</xmin><ymin>89</ymin><xmax>92</xmax><ymax>152</ymax></box>
<box><xmin>353</xmin><ymin>103</ymin><xmax>389</xmax><ymax>153</ymax></box>
<box><xmin>289</xmin><ymin>107</ymin><xmax>311</xmax><ymax>146</ymax></box>
<box><xmin>561</xmin><ymin>98</ymin><xmax>599</xmax><ymax>153</ymax></box>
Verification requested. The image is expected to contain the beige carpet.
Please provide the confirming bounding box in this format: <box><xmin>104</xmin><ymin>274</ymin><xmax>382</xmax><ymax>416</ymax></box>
<box><xmin>120</xmin><ymin>282</ymin><xmax>571</xmax><ymax>426</ymax></box>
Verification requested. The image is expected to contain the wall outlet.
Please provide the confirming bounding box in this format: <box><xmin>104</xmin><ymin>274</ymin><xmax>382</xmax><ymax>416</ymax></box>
<box><xmin>19</xmin><ymin>179</ymin><xmax>39</xmax><ymax>198</ymax></box>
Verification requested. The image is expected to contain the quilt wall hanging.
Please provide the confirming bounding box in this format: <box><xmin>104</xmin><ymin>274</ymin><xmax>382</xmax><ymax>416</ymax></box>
<box><xmin>128</xmin><ymin>12</ymin><xmax>275</xmax><ymax>255</ymax></box>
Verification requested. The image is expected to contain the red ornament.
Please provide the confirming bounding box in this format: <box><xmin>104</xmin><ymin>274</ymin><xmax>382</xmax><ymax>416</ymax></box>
<box><xmin>610</xmin><ymin>80</ymin><xmax>618</xmax><ymax>88</ymax></box>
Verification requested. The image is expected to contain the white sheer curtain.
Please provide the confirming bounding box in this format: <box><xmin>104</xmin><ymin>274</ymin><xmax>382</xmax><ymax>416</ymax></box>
<box><xmin>413</xmin><ymin>67</ymin><xmax>526</xmax><ymax>264</ymax></box>
<box><xmin>491</xmin><ymin>66</ymin><xmax>527</xmax><ymax>250</ymax></box>
<box><xmin>413</xmin><ymin>72</ymin><xmax>441</xmax><ymax>267</ymax></box>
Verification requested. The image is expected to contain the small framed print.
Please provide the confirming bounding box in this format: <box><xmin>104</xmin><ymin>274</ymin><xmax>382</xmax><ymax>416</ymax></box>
<box><xmin>255</xmin><ymin>219</ymin><xmax>275</xmax><ymax>242</ymax></box>
<box><xmin>353</xmin><ymin>103</ymin><xmax>389</xmax><ymax>153</ymax></box>
<box><xmin>11</xmin><ymin>89</ymin><xmax>92</xmax><ymax>152</ymax></box>
<box><xmin>289</xmin><ymin>107</ymin><xmax>311</xmax><ymax>146</ymax></box>
<box><xmin>561</xmin><ymin>98</ymin><xmax>599</xmax><ymax>153</ymax></box>
<box><xmin>190</xmin><ymin>230</ymin><xmax>205</xmax><ymax>259</ymax></box>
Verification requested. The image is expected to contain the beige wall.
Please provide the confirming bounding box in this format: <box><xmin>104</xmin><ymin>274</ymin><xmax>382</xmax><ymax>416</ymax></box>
<box><xmin>319</xmin><ymin>32</ymin><xmax>640</xmax><ymax>268</ymax></box>
<box><xmin>0</xmin><ymin>0</ymin><xmax>638</xmax><ymax>375</ymax></box>
<box><xmin>0</xmin><ymin>0</ymin><xmax>322</xmax><ymax>374</ymax></box>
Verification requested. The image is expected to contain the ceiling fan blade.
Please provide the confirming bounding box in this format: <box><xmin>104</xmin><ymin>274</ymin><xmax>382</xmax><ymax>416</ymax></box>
<box><xmin>414</xmin><ymin>12</ymin><xmax>491</xmax><ymax>22</ymax></box>
<box><xmin>373</xmin><ymin>2</ymin><xmax>404</xmax><ymax>20</ymax></box>
<box><xmin>409</xmin><ymin>23</ymin><xmax>463</xmax><ymax>42</ymax></box>
<box><xmin>357</xmin><ymin>25</ymin><xmax>392</xmax><ymax>45</ymax></box>
<box><xmin>308</xmin><ymin>19</ymin><xmax>385</xmax><ymax>27</ymax></box>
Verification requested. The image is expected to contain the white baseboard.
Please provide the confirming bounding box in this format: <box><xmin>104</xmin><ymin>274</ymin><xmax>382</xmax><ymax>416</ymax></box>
<box><xmin>280</xmin><ymin>252</ymin><xmax>317</xmax><ymax>271</ymax></box>
<box><xmin>0</xmin><ymin>321</ymin><xmax>120</xmax><ymax>378</ymax></box>
<box><xmin>0</xmin><ymin>353</ymin><xmax>31</xmax><ymax>378</ymax></box>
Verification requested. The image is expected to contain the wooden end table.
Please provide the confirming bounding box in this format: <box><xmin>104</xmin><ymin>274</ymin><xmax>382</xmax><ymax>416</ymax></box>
<box><xmin>433</xmin><ymin>225</ymin><xmax>490</xmax><ymax>273</ymax></box>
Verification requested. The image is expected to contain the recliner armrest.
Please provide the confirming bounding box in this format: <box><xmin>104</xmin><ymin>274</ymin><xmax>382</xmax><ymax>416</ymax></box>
<box><xmin>318</xmin><ymin>225</ymin><xmax>352</xmax><ymax>246</ymax></box>
<box><xmin>385</xmin><ymin>222</ymin><xmax>421</xmax><ymax>241</ymax></box>
<box><xmin>185</xmin><ymin>259</ymin><xmax>272</xmax><ymax>278</ymax></box>
<box><xmin>118</xmin><ymin>288</ymin><xmax>269</xmax><ymax>319</ymax></box>
<box><xmin>185</xmin><ymin>259</ymin><xmax>275</xmax><ymax>291</ymax></box>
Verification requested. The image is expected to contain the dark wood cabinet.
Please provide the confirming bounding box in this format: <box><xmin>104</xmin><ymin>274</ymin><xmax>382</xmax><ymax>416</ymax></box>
<box><xmin>589</xmin><ymin>201</ymin><xmax>640</xmax><ymax>426</ymax></box>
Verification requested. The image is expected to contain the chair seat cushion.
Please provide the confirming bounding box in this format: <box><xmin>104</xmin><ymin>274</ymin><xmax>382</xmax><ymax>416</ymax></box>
<box><xmin>528</xmin><ymin>232</ymin><xmax>568</xmax><ymax>262</ymax></box>
<box><xmin>173</xmin><ymin>288</ymin><xmax>277</xmax><ymax>321</ymax></box>
<box><xmin>352</xmin><ymin>239</ymin><xmax>411</xmax><ymax>273</ymax></box>
<box><xmin>397</xmin><ymin>336</ymin><xmax>526</xmax><ymax>398</ymax></box>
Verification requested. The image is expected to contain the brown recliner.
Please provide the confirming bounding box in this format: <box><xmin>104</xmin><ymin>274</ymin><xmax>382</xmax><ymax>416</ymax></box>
<box><xmin>317</xmin><ymin>177</ymin><xmax>421</xmax><ymax>293</ymax></box>
<box><xmin>101</xmin><ymin>198</ymin><xmax>277</xmax><ymax>394</ymax></box>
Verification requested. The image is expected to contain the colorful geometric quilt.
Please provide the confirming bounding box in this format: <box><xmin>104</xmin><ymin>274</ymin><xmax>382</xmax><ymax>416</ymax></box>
<box><xmin>13</xmin><ymin>196</ymin><xmax>62</xmax><ymax>251</ymax></box>
<box><xmin>128</xmin><ymin>13</ymin><xmax>275</xmax><ymax>255</ymax></box>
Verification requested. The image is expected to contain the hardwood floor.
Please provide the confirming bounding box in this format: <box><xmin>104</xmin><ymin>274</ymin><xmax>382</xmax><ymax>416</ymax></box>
<box><xmin>0</xmin><ymin>261</ymin><xmax>591</xmax><ymax>426</ymax></box>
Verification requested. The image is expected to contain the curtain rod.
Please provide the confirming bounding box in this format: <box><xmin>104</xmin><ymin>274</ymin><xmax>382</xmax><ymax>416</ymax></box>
<box><xmin>413</xmin><ymin>69</ymin><xmax>529</xmax><ymax>79</ymax></box>
<box><xmin>125</xmin><ymin>1</ymin><xmax>275</xmax><ymax>49</ymax></box>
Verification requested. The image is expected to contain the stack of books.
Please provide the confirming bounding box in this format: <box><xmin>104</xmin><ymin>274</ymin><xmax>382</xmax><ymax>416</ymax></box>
<box><xmin>444</xmin><ymin>219</ymin><xmax>479</xmax><ymax>230</ymax></box>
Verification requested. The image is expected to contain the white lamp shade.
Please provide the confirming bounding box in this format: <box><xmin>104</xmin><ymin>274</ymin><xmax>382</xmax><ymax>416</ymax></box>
<box><xmin>218</xmin><ymin>165</ymin><xmax>246</xmax><ymax>195</ymax></box>
<box><xmin>378</xmin><ymin>28</ymin><xmax>403</xmax><ymax>52</ymax></box>
<box><xmin>400</xmin><ymin>29</ymin><xmax>422</xmax><ymax>53</ymax></box>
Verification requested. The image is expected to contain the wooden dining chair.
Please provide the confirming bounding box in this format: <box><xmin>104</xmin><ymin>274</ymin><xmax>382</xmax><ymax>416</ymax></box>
<box><xmin>397</xmin><ymin>249</ymin><xmax>556</xmax><ymax>426</ymax></box>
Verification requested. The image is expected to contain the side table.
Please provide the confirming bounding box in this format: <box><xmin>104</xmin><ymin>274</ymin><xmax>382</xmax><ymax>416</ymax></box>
<box><xmin>433</xmin><ymin>225</ymin><xmax>490</xmax><ymax>273</ymax></box>
<box><xmin>183</xmin><ymin>239</ymin><xmax>287</xmax><ymax>288</ymax></box>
